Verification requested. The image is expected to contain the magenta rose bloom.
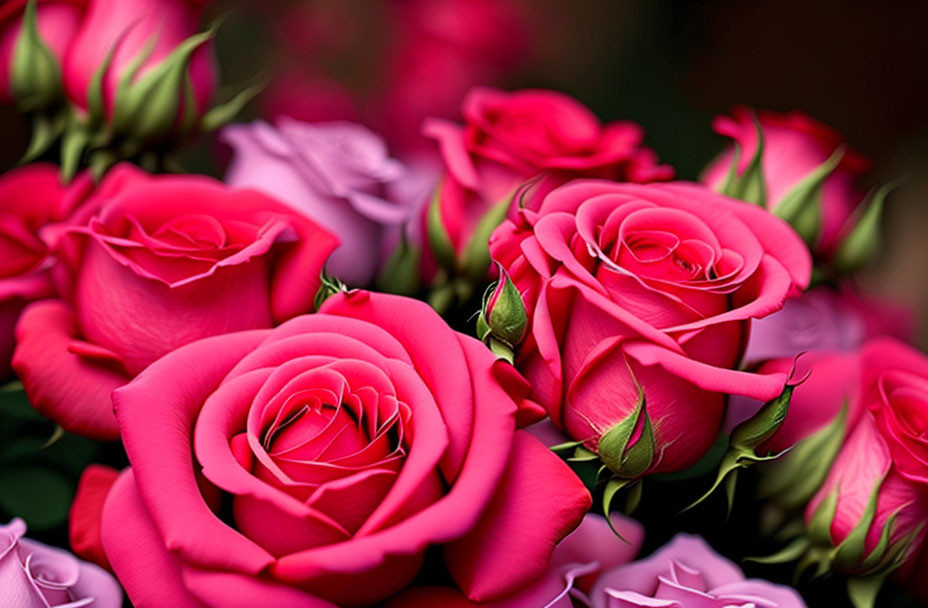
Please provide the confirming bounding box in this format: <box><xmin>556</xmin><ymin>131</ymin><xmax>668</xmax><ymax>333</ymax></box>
<box><xmin>804</xmin><ymin>338</ymin><xmax>928</xmax><ymax>576</ymax></box>
<box><xmin>386</xmin><ymin>513</ymin><xmax>644</xmax><ymax>607</ymax></box>
<box><xmin>12</xmin><ymin>164</ymin><xmax>338</xmax><ymax>440</ymax></box>
<box><xmin>69</xmin><ymin>291</ymin><xmax>592</xmax><ymax>607</ymax></box>
<box><xmin>0</xmin><ymin>518</ymin><xmax>122</xmax><ymax>608</ymax></box>
<box><xmin>423</xmin><ymin>87</ymin><xmax>672</xmax><ymax>269</ymax></box>
<box><xmin>489</xmin><ymin>180</ymin><xmax>811</xmax><ymax>474</ymax></box>
<box><xmin>62</xmin><ymin>0</ymin><xmax>214</xmax><ymax>119</ymax></box>
<box><xmin>590</xmin><ymin>534</ymin><xmax>806</xmax><ymax>608</ymax></box>
<box><xmin>0</xmin><ymin>0</ymin><xmax>86</xmax><ymax>102</ymax></box>
<box><xmin>222</xmin><ymin>118</ymin><xmax>422</xmax><ymax>285</ymax></box>
<box><xmin>0</xmin><ymin>163</ymin><xmax>90</xmax><ymax>379</ymax></box>
<box><xmin>701</xmin><ymin>106</ymin><xmax>870</xmax><ymax>257</ymax></box>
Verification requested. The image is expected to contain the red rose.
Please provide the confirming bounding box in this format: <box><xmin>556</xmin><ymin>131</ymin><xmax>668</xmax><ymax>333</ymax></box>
<box><xmin>69</xmin><ymin>291</ymin><xmax>591</xmax><ymax>607</ymax></box>
<box><xmin>489</xmin><ymin>180</ymin><xmax>811</xmax><ymax>474</ymax></box>
<box><xmin>13</xmin><ymin>164</ymin><xmax>337</xmax><ymax>439</ymax></box>
<box><xmin>423</xmin><ymin>87</ymin><xmax>672</xmax><ymax>276</ymax></box>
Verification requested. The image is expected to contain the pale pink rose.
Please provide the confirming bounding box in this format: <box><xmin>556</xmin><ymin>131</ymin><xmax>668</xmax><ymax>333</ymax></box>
<box><xmin>590</xmin><ymin>534</ymin><xmax>806</xmax><ymax>608</ymax></box>
<box><xmin>0</xmin><ymin>518</ymin><xmax>122</xmax><ymax>607</ymax></box>
<box><xmin>222</xmin><ymin>118</ymin><xmax>422</xmax><ymax>285</ymax></box>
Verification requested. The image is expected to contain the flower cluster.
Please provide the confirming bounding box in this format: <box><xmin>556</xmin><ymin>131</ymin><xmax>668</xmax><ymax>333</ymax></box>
<box><xmin>0</xmin><ymin>3</ymin><xmax>924</xmax><ymax>608</ymax></box>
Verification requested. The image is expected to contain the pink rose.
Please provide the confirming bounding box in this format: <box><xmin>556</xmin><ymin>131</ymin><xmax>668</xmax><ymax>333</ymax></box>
<box><xmin>0</xmin><ymin>0</ymin><xmax>85</xmax><ymax>102</ymax></box>
<box><xmin>222</xmin><ymin>118</ymin><xmax>420</xmax><ymax>285</ymax></box>
<box><xmin>489</xmin><ymin>180</ymin><xmax>811</xmax><ymax>474</ymax></box>
<box><xmin>12</xmin><ymin>164</ymin><xmax>338</xmax><ymax>439</ymax></box>
<box><xmin>804</xmin><ymin>338</ymin><xmax>928</xmax><ymax>576</ymax></box>
<box><xmin>62</xmin><ymin>0</ymin><xmax>214</xmax><ymax>119</ymax></box>
<box><xmin>701</xmin><ymin>106</ymin><xmax>870</xmax><ymax>257</ymax></box>
<box><xmin>589</xmin><ymin>534</ymin><xmax>806</xmax><ymax>608</ymax></box>
<box><xmin>0</xmin><ymin>517</ymin><xmax>122</xmax><ymax>608</ymax></box>
<box><xmin>424</xmin><ymin>87</ymin><xmax>673</xmax><ymax>272</ymax></box>
<box><xmin>386</xmin><ymin>514</ymin><xmax>644</xmax><ymax>607</ymax></box>
<box><xmin>0</xmin><ymin>163</ymin><xmax>90</xmax><ymax>379</ymax></box>
<box><xmin>69</xmin><ymin>291</ymin><xmax>591</xmax><ymax>607</ymax></box>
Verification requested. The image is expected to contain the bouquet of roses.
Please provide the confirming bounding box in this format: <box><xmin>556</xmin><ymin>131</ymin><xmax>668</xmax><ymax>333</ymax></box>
<box><xmin>0</xmin><ymin>1</ymin><xmax>926</xmax><ymax>607</ymax></box>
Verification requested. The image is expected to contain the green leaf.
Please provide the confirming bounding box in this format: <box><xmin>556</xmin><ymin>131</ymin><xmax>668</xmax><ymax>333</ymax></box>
<box><xmin>759</xmin><ymin>401</ymin><xmax>848</xmax><ymax>510</ymax></box>
<box><xmin>833</xmin><ymin>182</ymin><xmax>893</xmax><ymax>274</ymax></box>
<box><xmin>0</xmin><ymin>465</ymin><xmax>72</xmax><ymax>530</ymax></box>
<box><xmin>773</xmin><ymin>146</ymin><xmax>845</xmax><ymax>244</ymax></box>
<box><xmin>720</xmin><ymin>115</ymin><xmax>767</xmax><ymax>206</ymax></box>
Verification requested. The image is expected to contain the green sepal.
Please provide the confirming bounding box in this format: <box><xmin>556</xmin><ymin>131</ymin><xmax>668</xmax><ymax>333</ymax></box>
<box><xmin>88</xmin><ymin>149</ymin><xmax>119</xmax><ymax>182</ymax></box>
<box><xmin>773</xmin><ymin>146</ymin><xmax>845</xmax><ymax>244</ymax></box>
<box><xmin>200</xmin><ymin>78</ymin><xmax>266</xmax><ymax>133</ymax></box>
<box><xmin>745</xmin><ymin>536</ymin><xmax>811</xmax><ymax>565</ymax></box>
<box><xmin>832</xmin><ymin>476</ymin><xmax>885</xmax><ymax>567</ymax></box>
<box><xmin>847</xmin><ymin>572</ymin><xmax>888</xmax><ymax>608</ymax></box>
<box><xmin>720</xmin><ymin>114</ymin><xmax>767</xmax><ymax>206</ymax></box>
<box><xmin>624</xmin><ymin>479</ymin><xmax>643</xmax><ymax>515</ymax></box>
<box><xmin>426</xmin><ymin>183</ymin><xmax>458</xmax><ymax>273</ymax></box>
<box><xmin>11</xmin><ymin>0</ymin><xmax>63</xmax><ymax>111</ymax></box>
<box><xmin>807</xmin><ymin>486</ymin><xmax>839</xmax><ymax>546</ymax></box>
<box><xmin>687</xmin><ymin>384</ymin><xmax>794</xmax><ymax>513</ymax></box>
<box><xmin>19</xmin><ymin>110</ymin><xmax>68</xmax><ymax>164</ymax></box>
<box><xmin>376</xmin><ymin>235</ymin><xmax>422</xmax><ymax>297</ymax></box>
<box><xmin>597</xmin><ymin>375</ymin><xmax>653</xmax><ymax>477</ymax></box>
<box><xmin>86</xmin><ymin>44</ymin><xmax>117</xmax><ymax>126</ymax></box>
<box><xmin>475</xmin><ymin>311</ymin><xmax>491</xmax><ymax>343</ymax></box>
<box><xmin>602</xmin><ymin>478</ymin><xmax>633</xmax><ymax>541</ymax></box>
<box><xmin>567</xmin><ymin>446</ymin><xmax>599</xmax><ymax>463</ymax></box>
<box><xmin>548</xmin><ymin>440</ymin><xmax>585</xmax><ymax>455</ymax></box>
<box><xmin>730</xmin><ymin>383</ymin><xmax>793</xmax><ymax>448</ymax></box>
<box><xmin>759</xmin><ymin>400</ymin><xmax>848</xmax><ymax>510</ymax></box>
<box><xmin>483</xmin><ymin>266</ymin><xmax>527</xmax><ymax>348</ymax></box>
<box><xmin>111</xmin><ymin>27</ymin><xmax>215</xmax><ymax>142</ymax></box>
<box><xmin>313</xmin><ymin>273</ymin><xmax>346</xmax><ymax>312</ymax></box>
<box><xmin>486</xmin><ymin>336</ymin><xmax>515</xmax><ymax>364</ymax></box>
<box><xmin>60</xmin><ymin>121</ymin><xmax>91</xmax><ymax>182</ymax></box>
<box><xmin>460</xmin><ymin>193</ymin><xmax>513</xmax><ymax>282</ymax></box>
<box><xmin>832</xmin><ymin>182</ymin><xmax>893</xmax><ymax>274</ymax></box>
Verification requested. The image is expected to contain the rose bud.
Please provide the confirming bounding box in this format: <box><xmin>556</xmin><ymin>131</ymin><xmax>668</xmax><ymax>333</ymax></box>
<box><xmin>489</xmin><ymin>180</ymin><xmax>811</xmax><ymax>479</ymax></box>
<box><xmin>589</xmin><ymin>534</ymin><xmax>807</xmax><ymax>608</ymax></box>
<box><xmin>0</xmin><ymin>163</ymin><xmax>90</xmax><ymax>379</ymax></box>
<box><xmin>763</xmin><ymin>339</ymin><xmax>928</xmax><ymax>607</ymax></box>
<box><xmin>68</xmin><ymin>291</ymin><xmax>591</xmax><ymax>606</ymax></box>
<box><xmin>476</xmin><ymin>264</ymin><xmax>527</xmax><ymax>363</ymax></box>
<box><xmin>0</xmin><ymin>517</ymin><xmax>123</xmax><ymax>607</ymax></box>
<box><xmin>701</xmin><ymin>106</ymin><xmax>874</xmax><ymax>265</ymax></box>
<box><xmin>1</xmin><ymin>0</ymin><xmax>85</xmax><ymax>109</ymax></box>
<box><xmin>222</xmin><ymin>118</ymin><xmax>422</xmax><ymax>286</ymax></box>
<box><xmin>12</xmin><ymin>164</ymin><xmax>338</xmax><ymax>439</ymax></box>
<box><xmin>423</xmin><ymin>87</ymin><xmax>672</xmax><ymax>288</ymax></box>
<box><xmin>57</xmin><ymin>0</ymin><xmax>218</xmax><ymax>172</ymax></box>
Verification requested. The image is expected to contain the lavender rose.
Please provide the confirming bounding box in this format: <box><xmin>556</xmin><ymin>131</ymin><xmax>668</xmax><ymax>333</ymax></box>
<box><xmin>0</xmin><ymin>518</ymin><xmax>122</xmax><ymax>607</ymax></box>
<box><xmin>222</xmin><ymin>118</ymin><xmax>425</xmax><ymax>285</ymax></box>
<box><xmin>590</xmin><ymin>534</ymin><xmax>806</xmax><ymax>608</ymax></box>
